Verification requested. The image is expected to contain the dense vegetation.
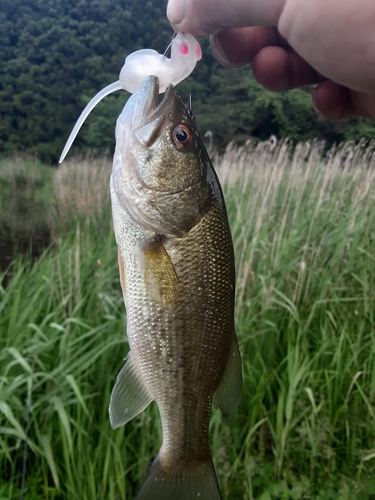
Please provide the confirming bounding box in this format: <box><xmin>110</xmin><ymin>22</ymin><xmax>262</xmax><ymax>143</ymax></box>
<box><xmin>2</xmin><ymin>0</ymin><xmax>375</xmax><ymax>163</ymax></box>
<box><xmin>1</xmin><ymin>142</ymin><xmax>375</xmax><ymax>499</ymax></box>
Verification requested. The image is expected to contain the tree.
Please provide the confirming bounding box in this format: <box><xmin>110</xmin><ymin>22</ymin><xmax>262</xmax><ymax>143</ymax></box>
<box><xmin>0</xmin><ymin>0</ymin><xmax>372</xmax><ymax>163</ymax></box>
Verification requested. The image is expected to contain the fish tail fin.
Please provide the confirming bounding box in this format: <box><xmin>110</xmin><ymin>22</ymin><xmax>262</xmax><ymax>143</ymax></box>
<box><xmin>136</xmin><ymin>453</ymin><xmax>222</xmax><ymax>500</ymax></box>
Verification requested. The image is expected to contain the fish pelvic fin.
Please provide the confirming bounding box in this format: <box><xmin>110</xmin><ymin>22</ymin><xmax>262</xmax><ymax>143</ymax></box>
<box><xmin>109</xmin><ymin>353</ymin><xmax>153</xmax><ymax>429</ymax></box>
<box><xmin>136</xmin><ymin>453</ymin><xmax>222</xmax><ymax>500</ymax></box>
<box><xmin>140</xmin><ymin>238</ymin><xmax>180</xmax><ymax>309</ymax></box>
<box><xmin>215</xmin><ymin>331</ymin><xmax>242</xmax><ymax>421</ymax></box>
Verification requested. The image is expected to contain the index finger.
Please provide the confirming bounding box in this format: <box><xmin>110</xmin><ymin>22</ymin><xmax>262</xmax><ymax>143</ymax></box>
<box><xmin>210</xmin><ymin>26</ymin><xmax>285</xmax><ymax>67</ymax></box>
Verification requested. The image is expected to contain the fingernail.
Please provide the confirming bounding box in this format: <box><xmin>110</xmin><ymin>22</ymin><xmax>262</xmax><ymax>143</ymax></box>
<box><xmin>210</xmin><ymin>35</ymin><xmax>242</xmax><ymax>68</ymax></box>
<box><xmin>313</xmin><ymin>88</ymin><xmax>325</xmax><ymax>118</ymax></box>
<box><xmin>167</xmin><ymin>0</ymin><xmax>186</xmax><ymax>27</ymax></box>
<box><xmin>314</xmin><ymin>105</ymin><xmax>324</xmax><ymax>118</ymax></box>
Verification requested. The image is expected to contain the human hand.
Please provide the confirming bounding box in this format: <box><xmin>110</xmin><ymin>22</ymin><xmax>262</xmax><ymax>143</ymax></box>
<box><xmin>167</xmin><ymin>0</ymin><xmax>375</xmax><ymax>120</ymax></box>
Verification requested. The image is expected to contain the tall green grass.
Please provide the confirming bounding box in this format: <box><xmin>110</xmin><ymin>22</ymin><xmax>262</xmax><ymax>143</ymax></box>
<box><xmin>1</xmin><ymin>140</ymin><xmax>375</xmax><ymax>499</ymax></box>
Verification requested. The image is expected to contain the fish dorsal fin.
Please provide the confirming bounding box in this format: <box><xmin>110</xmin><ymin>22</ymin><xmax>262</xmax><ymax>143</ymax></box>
<box><xmin>215</xmin><ymin>332</ymin><xmax>242</xmax><ymax>420</ymax></box>
<box><xmin>118</xmin><ymin>249</ymin><xmax>126</xmax><ymax>303</ymax></box>
<box><xmin>140</xmin><ymin>238</ymin><xmax>180</xmax><ymax>308</ymax></box>
<box><xmin>109</xmin><ymin>353</ymin><xmax>153</xmax><ymax>429</ymax></box>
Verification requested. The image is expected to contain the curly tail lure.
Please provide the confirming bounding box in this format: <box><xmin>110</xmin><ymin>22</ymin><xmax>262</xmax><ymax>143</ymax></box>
<box><xmin>59</xmin><ymin>33</ymin><xmax>202</xmax><ymax>163</ymax></box>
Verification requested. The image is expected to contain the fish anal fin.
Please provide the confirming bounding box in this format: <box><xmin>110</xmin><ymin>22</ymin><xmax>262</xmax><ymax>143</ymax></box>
<box><xmin>109</xmin><ymin>353</ymin><xmax>153</xmax><ymax>429</ymax></box>
<box><xmin>141</xmin><ymin>238</ymin><xmax>180</xmax><ymax>308</ymax></box>
<box><xmin>215</xmin><ymin>332</ymin><xmax>242</xmax><ymax>421</ymax></box>
<box><xmin>136</xmin><ymin>454</ymin><xmax>221</xmax><ymax>500</ymax></box>
<box><xmin>118</xmin><ymin>249</ymin><xmax>126</xmax><ymax>302</ymax></box>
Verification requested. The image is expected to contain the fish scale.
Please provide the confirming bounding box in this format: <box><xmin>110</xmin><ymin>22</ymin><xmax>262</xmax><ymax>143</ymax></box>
<box><xmin>109</xmin><ymin>75</ymin><xmax>242</xmax><ymax>500</ymax></box>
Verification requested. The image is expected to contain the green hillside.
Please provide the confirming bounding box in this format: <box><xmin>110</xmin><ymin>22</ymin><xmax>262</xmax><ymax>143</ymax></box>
<box><xmin>1</xmin><ymin>0</ymin><xmax>375</xmax><ymax>163</ymax></box>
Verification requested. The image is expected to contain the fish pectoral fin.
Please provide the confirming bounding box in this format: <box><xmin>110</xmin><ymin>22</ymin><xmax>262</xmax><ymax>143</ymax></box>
<box><xmin>215</xmin><ymin>332</ymin><xmax>242</xmax><ymax>421</ymax></box>
<box><xmin>140</xmin><ymin>238</ymin><xmax>180</xmax><ymax>308</ymax></box>
<box><xmin>109</xmin><ymin>353</ymin><xmax>153</xmax><ymax>429</ymax></box>
<box><xmin>118</xmin><ymin>249</ymin><xmax>126</xmax><ymax>302</ymax></box>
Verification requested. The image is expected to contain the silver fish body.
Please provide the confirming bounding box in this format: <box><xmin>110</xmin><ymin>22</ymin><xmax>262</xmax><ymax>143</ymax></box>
<box><xmin>109</xmin><ymin>76</ymin><xmax>241</xmax><ymax>500</ymax></box>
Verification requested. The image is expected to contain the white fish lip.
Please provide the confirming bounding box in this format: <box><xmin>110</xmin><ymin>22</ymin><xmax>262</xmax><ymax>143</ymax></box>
<box><xmin>116</xmin><ymin>76</ymin><xmax>178</xmax><ymax>153</ymax></box>
<box><xmin>133</xmin><ymin>76</ymin><xmax>178</xmax><ymax>129</ymax></box>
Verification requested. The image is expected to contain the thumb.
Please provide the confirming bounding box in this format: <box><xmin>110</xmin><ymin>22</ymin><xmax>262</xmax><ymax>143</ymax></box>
<box><xmin>167</xmin><ymin>0</ymin><xmax>285</xmax><ymax>37</ymax></box>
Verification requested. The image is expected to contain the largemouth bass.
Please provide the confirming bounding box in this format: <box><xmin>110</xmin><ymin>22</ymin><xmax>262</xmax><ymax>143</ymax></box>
<box><xmin>109</xmin><ymin>75</ymin><xmax>242</xmax><ymax>500</ymax></box>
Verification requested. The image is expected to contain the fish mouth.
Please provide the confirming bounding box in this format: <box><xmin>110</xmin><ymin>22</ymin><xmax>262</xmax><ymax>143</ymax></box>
<box><xmin>134</xmin><ymin>76</ymin><xmax>177</xmax><ymax>128</ymax></box>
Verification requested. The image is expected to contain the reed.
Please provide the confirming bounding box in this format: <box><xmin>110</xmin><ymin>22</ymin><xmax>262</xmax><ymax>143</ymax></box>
<box><xmin>53</xmin><ymin>156</ymin><xmax>112</xmax><ymax>228</ymax></box>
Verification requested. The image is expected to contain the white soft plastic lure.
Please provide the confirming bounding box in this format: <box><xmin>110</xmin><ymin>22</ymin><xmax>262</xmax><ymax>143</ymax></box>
<box><xmin>59</xmin><ymin>33</ymin><xmax>202</xmax><ymax>163</ymax></box>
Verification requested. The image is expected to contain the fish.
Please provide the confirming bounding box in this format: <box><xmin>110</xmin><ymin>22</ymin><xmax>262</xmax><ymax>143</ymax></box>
<box><xmin>109</xmin><ymin>75</ymin><xmax>242</xmax><ymax>500</ymax></box>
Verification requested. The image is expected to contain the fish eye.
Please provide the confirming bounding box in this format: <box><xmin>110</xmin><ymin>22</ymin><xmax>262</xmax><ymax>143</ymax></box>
<box><xmin>172</xmin><ymin>124</ymin><xmax>193</xmax><ymax>149</ymax></box>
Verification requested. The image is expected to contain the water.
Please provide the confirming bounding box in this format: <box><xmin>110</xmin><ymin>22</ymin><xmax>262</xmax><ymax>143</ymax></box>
<box><xmin>0</xmin><ymin>226</ymin><xmax>51</xmax><ymax>284</ymax></box>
